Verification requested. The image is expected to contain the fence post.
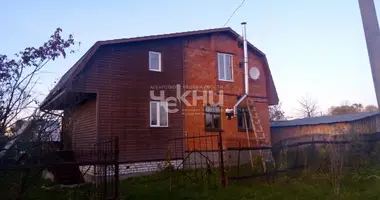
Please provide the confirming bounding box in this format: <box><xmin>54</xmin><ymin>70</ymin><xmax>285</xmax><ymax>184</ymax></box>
<box><xmin>218</xmin><ymin>130</ymin><xmax>226</xmax><ymax>187</ymax></box>
<box><xmin>17</xmin><ymin>168</ymin><xmax>30</xmax><ymax>200</ymax></box>
<box><xmin>114</xmin><ymin>136</ymin><xmax>119</xmax><ymax>199</ymax></box>
<box><xmin>237</xmin><ymin>142</ymin><xmax>241</xmax><ymax>177</ymax></box>
<box><xmin>103</xmin><ymin>152</ymin><xmax>107</xmax><ymax>199</ymax></box>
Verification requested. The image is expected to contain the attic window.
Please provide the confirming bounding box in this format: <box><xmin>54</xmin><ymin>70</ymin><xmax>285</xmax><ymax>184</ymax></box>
<box><xmin>149</xmin><ymin>51</ymin><xmax>161</xmax><ymax>72</ymax></box>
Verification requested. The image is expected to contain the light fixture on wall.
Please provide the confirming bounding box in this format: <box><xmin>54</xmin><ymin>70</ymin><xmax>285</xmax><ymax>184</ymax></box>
<box><xmin>225</xmin><ymin>108</ymin><xmax>234</xmax><ymax>120</ymax></box>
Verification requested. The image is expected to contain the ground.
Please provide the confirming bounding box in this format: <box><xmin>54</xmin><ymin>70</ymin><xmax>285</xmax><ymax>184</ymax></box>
<box><xmin>2</xmin><ymin>166</ymin><xmax>380</xmax><ymax>200</ymax></box>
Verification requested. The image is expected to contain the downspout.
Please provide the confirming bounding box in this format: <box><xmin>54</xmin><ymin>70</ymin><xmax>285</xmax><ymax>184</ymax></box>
<box><xmin>233</xmin><ymin>22</ymin><xmax>249</xmax><ymax>115</ymax></box>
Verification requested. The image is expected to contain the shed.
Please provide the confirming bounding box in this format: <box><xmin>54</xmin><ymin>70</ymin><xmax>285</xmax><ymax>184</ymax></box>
<box><xmin>270</xmin><ymin>111</ymin><xmax>380</xmax><ymax>145</ymax></box>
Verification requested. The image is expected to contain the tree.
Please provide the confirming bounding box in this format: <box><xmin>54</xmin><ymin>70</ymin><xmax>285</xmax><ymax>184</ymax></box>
<box><xmin>364</xmin><ymin>104</ymin><xmax>378</xmax><ymax>112</ymax></box>
<box><xmin>328</xmin><ymin>103</ymin><xmax>362</xmax><ymax>115</ymax></box>
<box><xmin>297</xmin><ymin>95</ymin><xmax>318</xmax><ymax>118</ymax></box>
<box><xmin>328</xmin><ymin>103</ymin><xmax>377</xmax><ymax>115</ymax></box>
<box><xmin>0</xmin><ymin>28</ymin><xmax>75</xmax><ymax>136</ymax></box>
<box><xmin>269</xmin><ymin>101</ymin><xmax>286</xmax><ymax>122</ymax></box>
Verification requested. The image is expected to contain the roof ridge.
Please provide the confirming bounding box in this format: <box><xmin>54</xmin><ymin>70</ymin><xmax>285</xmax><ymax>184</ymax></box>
<box><xmin>98</xmin><ymin>27</ymin><xmax>232</xmax><ymax>44</ymax></box>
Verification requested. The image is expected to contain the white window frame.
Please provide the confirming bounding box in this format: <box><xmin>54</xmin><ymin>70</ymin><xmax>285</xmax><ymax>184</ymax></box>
<box><xmin>150</xmin><ymin>101</ymin><xmax>169</xmax><ymax>127</ymax></box>
<box><xmin>217</xmin><ymin>53</ymin><xmax>233</xmax><ymax>82</ymax></box>
<box><xmin>149</xmin><ymin>51</ymin><xmax>162</xmax><ymax>72</ymax></box>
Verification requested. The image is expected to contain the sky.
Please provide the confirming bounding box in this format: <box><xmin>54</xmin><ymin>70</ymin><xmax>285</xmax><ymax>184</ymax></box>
<box><xmin>1</xmin><ymin>0</ymin><xmax>379</xmax><ymax>118</ymax></box>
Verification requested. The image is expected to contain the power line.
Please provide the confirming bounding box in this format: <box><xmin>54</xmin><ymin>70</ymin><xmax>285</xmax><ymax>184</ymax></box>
<box><xmin>222</xmin><ymin>0</ymin><xmax>246</xmax><ymax>27</ymax></box>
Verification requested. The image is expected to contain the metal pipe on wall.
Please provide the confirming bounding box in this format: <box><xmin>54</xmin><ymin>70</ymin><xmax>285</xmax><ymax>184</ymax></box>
<box><xmin>233</xmin><ymin>22</ymin><xmax>249</xmax><ymax>115</ymax></box>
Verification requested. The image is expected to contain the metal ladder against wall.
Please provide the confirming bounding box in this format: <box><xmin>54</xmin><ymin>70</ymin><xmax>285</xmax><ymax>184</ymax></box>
<box><xmin>245</xmin><ymin>98</ymin><xmax>274</xmax><ymax>172</ymax></box>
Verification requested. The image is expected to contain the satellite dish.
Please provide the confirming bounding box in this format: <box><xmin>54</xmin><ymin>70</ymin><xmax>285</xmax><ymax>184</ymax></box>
<box><xmin>249</xmin><ymin>67</ymin><xmax>260</xmax><ymax>80</ymax></box>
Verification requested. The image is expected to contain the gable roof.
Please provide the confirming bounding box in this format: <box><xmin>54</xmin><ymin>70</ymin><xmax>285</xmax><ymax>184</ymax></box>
<box><xmin>271</xmin><ymin>111</ymin><xmax>380</xmax><ymax>128</ymax></box>
<box><xmin>40</xmin><ymin>27</ymin><xmax>279</xmax><ymax>108</ymax></box>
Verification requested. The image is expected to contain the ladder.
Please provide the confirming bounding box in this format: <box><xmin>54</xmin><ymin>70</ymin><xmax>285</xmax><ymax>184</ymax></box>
<box><xmin>245</xmin><ymin>98</ymin><xmax>274</xmax><ymax>172</ymax></box>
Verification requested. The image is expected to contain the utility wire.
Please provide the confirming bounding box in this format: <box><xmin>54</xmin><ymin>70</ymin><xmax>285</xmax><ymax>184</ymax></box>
<box><xmin>222</xmin><ymin>0</ymin><xmax>246</xmax><ymax>27</ymax></box>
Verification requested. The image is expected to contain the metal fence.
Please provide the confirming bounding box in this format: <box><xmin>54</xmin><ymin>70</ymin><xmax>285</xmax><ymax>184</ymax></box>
<box><xmin>5</xmin><ymin>131</ymin><xmax>380</xmax><ymax>198</ymax></box>
<box><xmin>226</xmin><ymin>132</ymin><xmax>380</xmax><ymax>182</ymax></box>
<box><xmin>0</xmin><ymin>137</ymin><xmax>120</xmax><ymax>200</ymax></box>
<box><xmin>169</xmin><ymin>133</ymin><xmax>225</xmax><ymax>186</ymax></box>
<box><xmin>124</xmin><ymin>133</ymin><xmax>226</xmax><ymax>189</ymax></box>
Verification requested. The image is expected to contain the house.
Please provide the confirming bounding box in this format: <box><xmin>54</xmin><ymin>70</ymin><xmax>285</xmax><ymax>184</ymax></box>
<box><xmin>40</xmin><ymin>27</ymin><xmax>278</xmax><ymax>176</ymax></box>
<box><xmin>0</xmin><ymin>119</ymin><xmax>60</xmax><ymax>163</ymax></box>
<box><xmin>9</xmin><ymin>120</ymin><xmax>27</xmax><ymax>135</ymax></box>
<box><xmin>270</xmin><ymin>111</ymin><xmax>380</xmax><ymax>145</ymax></box>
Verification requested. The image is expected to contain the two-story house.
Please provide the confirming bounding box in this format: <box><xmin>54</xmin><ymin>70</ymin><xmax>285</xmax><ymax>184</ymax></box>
<box><xmin>40</xmin><ymin>27</ymin><xmax>278</xmax><ymax>176</ymax></box>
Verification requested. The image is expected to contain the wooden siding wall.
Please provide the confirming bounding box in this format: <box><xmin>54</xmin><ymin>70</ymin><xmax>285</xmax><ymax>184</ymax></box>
<box><xmin>183</xmin><ymin>33</ymin><xmax>271</xmax><ymax>150</ymax></box>
<box><xmin>350</xmin><ymin>116</ymin><xmax>378</xmax><ymax>134</ymax></box>
<box><xmin>271</xmin><ymin>116</ymin><xmax>379</xmax><ymax>145</ymax></box>
<box><xmin>69</xmin><ymin>99</ymin><xmax>97</xmax><ymax>153</ymax></box>
<box><xmin>70</xmin><ymin>39</ymin><xmax>184</xmax><ymax>162</ymax></box>
<box><xmin>61</xmin><ymin>108</ymin><xmax>72</xmax><ymax>149</ymax></box>
<box><xmin>376</xmin><ymin>115</ymin><xmax>380</xmax><ymax>132</ymax></box>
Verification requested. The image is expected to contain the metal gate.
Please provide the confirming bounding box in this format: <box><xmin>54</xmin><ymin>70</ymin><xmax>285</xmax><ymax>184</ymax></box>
<box><xmin>84</xmin><ymin>136</ymin><xmax>120</xmax><ymax>200</ymax></box>
<box><xmin>166</xmin><ymin>133</ymin><xmax>226</xmax><ymax>187</ymax></box>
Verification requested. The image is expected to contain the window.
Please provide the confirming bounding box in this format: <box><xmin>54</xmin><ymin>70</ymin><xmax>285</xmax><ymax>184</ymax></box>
<box><xmin>237</xmin><ymin>108</ymin><xmax>252</xmax><ymax>131</ymax></box>
<box><xmin>150</xmin><ymin>101</ymin><xmax>168</xmax><ymax>127</ymax></box>
<box><xmin>149</xmin><ymin>51</ymin><xmax>161</xmax><ymax>71</ymax></box>
<box><xmin>218</xmin><ymin>53</ymin><xmax>233</xmax><ymax>81</ymax></box>
<box><xmin>205</xmin><ymin>105</ymin><xmax>221</xmax><ymax>131</ymax></box>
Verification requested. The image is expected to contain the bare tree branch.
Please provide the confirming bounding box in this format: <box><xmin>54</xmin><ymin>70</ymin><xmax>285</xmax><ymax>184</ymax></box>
<box><xmin>269</xmin><ymin>101</ymin><xmax>286</xmax><ymax>122</ymax></box>
<box><xmin>296</xmin><ymin>94</ymin><xmax>318</xmax><ymax>118</ymax></box>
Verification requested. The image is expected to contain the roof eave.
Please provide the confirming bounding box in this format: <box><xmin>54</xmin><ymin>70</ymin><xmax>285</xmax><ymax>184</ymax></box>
<box><xmin>40</xmin><ymin>89</ymin><xmax>66</xmax><ymax>110</ymax></box>
<box><xmin>40</xmin><ymin>43</ymin><xmax>100</xmax><ymax>109</ymax></box>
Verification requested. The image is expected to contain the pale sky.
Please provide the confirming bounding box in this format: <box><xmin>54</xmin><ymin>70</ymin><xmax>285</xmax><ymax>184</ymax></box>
<box><xmin>1</xmin><ymin>0</ymin><xmax>379</xmax><ymax>118</ymax></box>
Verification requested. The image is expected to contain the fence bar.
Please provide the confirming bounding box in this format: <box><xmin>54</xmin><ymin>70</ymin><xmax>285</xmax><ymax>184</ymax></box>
<box><xmin>229</xmin><ymin>165</ymin><xmax>307</xmax><ymax>180</ymax></box>
<box><xmin>114</xmin><ymin>136</ymin><xmax>119</xmax><ymax>199</ymax></box>
<box><xmin>218</xmin><ymin>130</ymin><xmax>226</xmax><ymax>187</ymax></box>
<box><xmin>237</xmin><ymin>142</ymin><xmax>241</xmax><ymax>178</ymax></box>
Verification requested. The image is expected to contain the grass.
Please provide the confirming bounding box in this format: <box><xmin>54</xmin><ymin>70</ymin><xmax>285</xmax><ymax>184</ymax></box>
<box><xmin>120</xmin><ymin>167</ymin><xmax>380</xmax><ymax>200</ymax></box>
<box><xmin>3</xmin><ymin>166</ymin><xmax>380</xmax><ymax>199</ymax></box>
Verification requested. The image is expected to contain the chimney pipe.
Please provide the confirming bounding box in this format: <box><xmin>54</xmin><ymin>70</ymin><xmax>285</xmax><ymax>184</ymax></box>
<box><xmin>233</xmin><ymin>22</ymin><xmax>249</xmax><ymax>115</ymax></box>
<box><xmin>242</xmin><ymin>22</ymin><xmax>249</xmax><ymax>95</ymax></box>
<box><xmin>358</xmin><ymin>0</ymin><xmax>380</xmax><ymax>109</ymax></box>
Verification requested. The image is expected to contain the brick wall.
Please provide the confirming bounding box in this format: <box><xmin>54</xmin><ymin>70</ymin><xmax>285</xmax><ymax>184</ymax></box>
<box><xmin>79</xmin><ymin>159</ymin><xmax>183</xmax><ymax>179</ymax></box>
<box><xmin>183</xmin><ymin>33</ymin><xmax>271</xmax><ymax>149</ymax></box>
<box><xmin>119</xmin><ymin>159</ymin><xmax>183</xmax><ymax>175</ymax></box>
